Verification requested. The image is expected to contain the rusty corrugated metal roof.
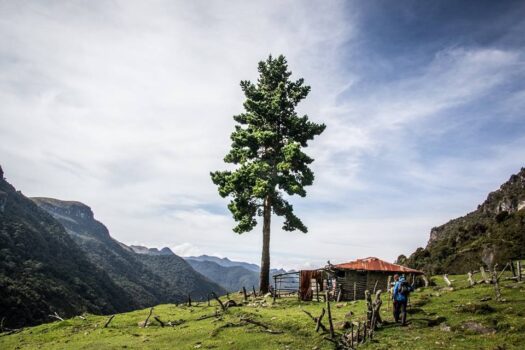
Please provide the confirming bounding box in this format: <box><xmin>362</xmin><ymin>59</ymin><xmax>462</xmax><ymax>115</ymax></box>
<box><xmin>333</xmin><ymin>257</ymin><xmax>423</xmax><ymax>274</ymax></box>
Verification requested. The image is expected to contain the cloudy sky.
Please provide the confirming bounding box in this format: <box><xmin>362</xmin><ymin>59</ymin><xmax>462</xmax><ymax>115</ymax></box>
<box><xmin>1</xmin><ymin>0</ymin><xmax>524</xmax><ymax>270</ymax></box>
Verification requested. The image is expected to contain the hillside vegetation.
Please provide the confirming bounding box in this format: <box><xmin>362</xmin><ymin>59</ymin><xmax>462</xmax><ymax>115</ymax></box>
<box><xmin>2</xmin><ymin>270</ymin><xmax>524</xmax><ymax>349</ymax></box>
<box><xmin>0</xmin><ymin>172</ymin><xmax>133</xmax><ymax>329</ymax></box>
<box><xmin>402</xmin><ymin>168</ymin><xmax>525</xmax><ymax>274</ymax></box>
<box><xmin>32</xmin><ymin>197</ymin><xmax>226</xmax><ymax>303</ymax></box>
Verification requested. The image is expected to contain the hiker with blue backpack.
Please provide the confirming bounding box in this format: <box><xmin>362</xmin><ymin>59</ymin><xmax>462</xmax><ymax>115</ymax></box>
<box><xmin>392</xmin><ymin>274</ymin><xmax>413</xmax><ymax>326</ymax></box>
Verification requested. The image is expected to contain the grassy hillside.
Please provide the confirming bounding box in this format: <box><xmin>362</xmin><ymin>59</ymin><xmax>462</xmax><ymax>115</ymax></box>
<box><xmin>2</xmin><ymin>270</ymin><xmax>524</xmax><ymax>349</ymax></box>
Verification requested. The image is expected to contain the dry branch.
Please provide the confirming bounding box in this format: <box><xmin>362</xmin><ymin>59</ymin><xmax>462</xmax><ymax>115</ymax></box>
<box><xmin>315</xmin><ymin>308</ymin><xmax>326</xmax><ymax>333</ymax></box>
<box><xmin>49</xmin><ymin>312</ymin><xmax>64</xmax><ymax>321</ymax></box>
<box><xmin>142</xmin><ymin>307</ymin><xmax>154</xmax><ymax>328</ymax></box>
<box><xmin>240</xmin><ymin>317</ymin><xmax>283</xmax><ymax>334</ymax></box>
<box><xmin>153</xmin><ymin>316</ymin><xmax>165</xmax><ymax>327</ymax></box>
<box><xmin>211</xmin><ymin>292</ymin><xmax>226</xmax><ymax>311</ymax></box>
<box><xmin>104</xmin><ymin>315</ymin><xmax>115</xmax><ymax>328</ymax></box>
<box><xmin>196</xmin><ymin>312</ymin><xmax>221</xmax><ymax>321</ymax></box>
<box><xmin>302</xmin><ymin>309</ymin><xmax>328</xmax><ymax>333</ymax></box>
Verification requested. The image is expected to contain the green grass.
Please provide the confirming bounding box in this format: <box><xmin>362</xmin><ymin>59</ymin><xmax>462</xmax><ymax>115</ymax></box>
<box><xmin>2</xmin><ymin>272</ymin><xmax>524</xmax><ymax>349</ymax></box>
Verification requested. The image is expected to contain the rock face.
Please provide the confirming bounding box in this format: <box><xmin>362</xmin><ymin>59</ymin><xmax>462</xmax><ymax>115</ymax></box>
<box><xmin>33</xmin><ymin>198</ymin><xmax>110</xmax><ymax>240</ymax></box>
<box><xmin>32</xmin><ymin>197</ymin><xmax>226</xmax><ymax>306</ymax></box>
<box><xmin>403</xmin><ymin>167</ymin><xmax>525</xmax><ymax>274</ymax></box>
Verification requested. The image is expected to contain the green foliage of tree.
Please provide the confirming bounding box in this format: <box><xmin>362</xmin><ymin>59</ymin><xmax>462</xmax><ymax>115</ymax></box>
<box><xmin>211</xmin><ymin>55</ymin><xmax>325</xmax><ymax>292</ymax></box>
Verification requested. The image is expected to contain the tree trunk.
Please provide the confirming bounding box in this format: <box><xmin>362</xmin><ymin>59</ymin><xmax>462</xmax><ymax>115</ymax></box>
<box><xmin>259</xmin><ymin>195</ymin><xmax>271</xmax><ymax>293</ymax></box>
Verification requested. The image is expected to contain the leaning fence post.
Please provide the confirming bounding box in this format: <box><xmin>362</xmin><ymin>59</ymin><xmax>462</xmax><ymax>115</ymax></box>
<box><xmin>336</xmin><ymin>284</ymin><xmax>343</xmax><ymax>302</ymax></box>
<box><xmin>510</xmin><ymin>260</ymin><xmax>517</xmax><ymax>277</ymax></box>
<box><xmin>517</xmin><ymin>261</ymin><xmax>522</xmax><ymax>282</ymax></box>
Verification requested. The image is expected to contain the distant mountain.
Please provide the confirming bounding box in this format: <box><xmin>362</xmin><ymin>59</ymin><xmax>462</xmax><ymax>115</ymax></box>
<box><xmin>129</xmin><ymin>245</ymin><xmax>173</xmax><ymax>256</ymax></box>
<box><xmin>402</xmin><ymin>167</ymin><xmax>525</xmax><ymax>274</ymax></box>
<box><xmin>0</xmin><ymin>168</ymin><xmax>133</xmax><ymax>328</ymax></box>
<box><xmin>32</xmin><ymin>197</ymin><xmax>225</xmax><ymax>305</ymax></box>
<box><xmin>186</xmin><ymin>260</ymin><xmax>260</xmax><ymax>292</ymax></box>
<box><xmin>185</xmin><ymin>255</ymin><xmax>260</xmax><ymax>272</ymax></box>
<box><xmin>185</xmin><ymin>255</ymin><xmax>290</xmax><ymax>292</ymax></box>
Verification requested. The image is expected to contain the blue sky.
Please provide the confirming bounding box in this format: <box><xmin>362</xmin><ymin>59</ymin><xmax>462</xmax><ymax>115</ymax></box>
<box><xmin>0</xmin><ymin>1</ymin><xmax>524</xmax><ymax>269</ymax></box>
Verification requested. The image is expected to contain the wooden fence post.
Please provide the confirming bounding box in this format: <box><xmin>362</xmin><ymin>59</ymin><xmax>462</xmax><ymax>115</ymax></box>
<box><xmin>353</xmin><ymin>282</ymin><xmax>357</xmax><ymax>301</ymax></box>
<box><xmin>517</xmin><ymin>261</ymin><xmax>522</xmax><ymax>282</ymax></box>
<box><xmin>422</xmin><ymin>275</ymin><xmax>429</xmax><ymax>287</ymax></box>
<box><xmin>365</xmin><ymin>290</ymin><xmax>372</xmax><ymax>326</ymax></box>
<box><xmin>325</xmin><ymin>291</ymin><xmax>335</xmax><ymax>339</ymax></box>
<box><xmin>350</xmin><ymin>322</ymin><xmax>354</xmax><ymax>348</ymax></box>
<box><xmin>492</xmin><ymin>264</ymin><xmax>502</xmax><ymax>301</ymax></box>
<box><xmin>467</xmin><ymin>272</ymin><xmax>475</xmax><ymax>286</ymax></box>
<box><xmin>443</xmin><ymin>274</ymin><xmax>452</xmax><ymax>287</ymax></box>
<box><xmin>337</xmin><ymin>284</ymin><xmax>343</xmax><ymax>302</ymax></box>
<box><xmin>480</xmin><ymin>266</ymin><xmax>490</xmax><ymax>284</ymax></box>
<box><xmin>373</xmin><ymin>280</ymin><xmax>379</xmax><ymax>294</ymax></box>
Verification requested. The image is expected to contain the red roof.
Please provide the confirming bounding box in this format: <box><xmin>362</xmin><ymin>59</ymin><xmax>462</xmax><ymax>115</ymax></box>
<box><xmin>332</xmin><ymin>257</ymin><xmax>423</xmax><ymax>274</ymax></box>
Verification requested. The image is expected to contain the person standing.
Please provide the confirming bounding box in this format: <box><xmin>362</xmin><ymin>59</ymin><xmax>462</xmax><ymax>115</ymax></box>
<box><xmin>392</xmin><ymin>274</ymin><xmax>413</xmax><ymax>326</ymax></box>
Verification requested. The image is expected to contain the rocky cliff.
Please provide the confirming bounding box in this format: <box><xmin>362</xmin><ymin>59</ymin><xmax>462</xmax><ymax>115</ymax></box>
<box><xmin>402</xmin><ymin>167</ymin><xmax>525</xmax><ymax>274</ymax></box>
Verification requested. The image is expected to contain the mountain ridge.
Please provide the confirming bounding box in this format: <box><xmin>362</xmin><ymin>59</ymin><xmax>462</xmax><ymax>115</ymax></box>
<box><xmin>0</xmin><ymin>169</ymin><xmax>135</xmax><ymax>328</ymax></box>
<box><xmin>31</xmin><ymin>197</ymin><xmax>226</xmax><ymax>303</ymax></box>
<box><xmin>402</xmin><ymin>167</ymin><xmax>525</xmax><ymax>274</ymax></box>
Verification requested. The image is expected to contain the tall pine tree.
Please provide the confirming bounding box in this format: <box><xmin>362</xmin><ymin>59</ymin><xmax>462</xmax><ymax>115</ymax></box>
<box><xmin>211</xmin><ymin>55</ymin><xmax>325</xmax><ymax>293</ymax></box>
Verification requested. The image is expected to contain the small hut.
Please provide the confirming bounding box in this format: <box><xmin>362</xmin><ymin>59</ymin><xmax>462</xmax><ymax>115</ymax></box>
<box><xmin>326</xmin><ymin>257</ymin><xmax>424</xmax><ymax>300</ymax></box>
<box><xmin>294</xmin><ymin>257</ymin><xmax>424</xmax><ymax>301</ymax></box>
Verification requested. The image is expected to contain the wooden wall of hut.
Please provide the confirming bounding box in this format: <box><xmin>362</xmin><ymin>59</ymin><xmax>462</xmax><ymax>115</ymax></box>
<box><xmin>335</xmin><ymin>270</ymin><xmax>414</xmax><ymax>300</ymax></box>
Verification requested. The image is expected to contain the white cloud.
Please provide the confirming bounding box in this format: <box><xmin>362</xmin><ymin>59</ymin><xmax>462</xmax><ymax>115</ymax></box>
<box><xmin>171</xmin><ymin>242</ymin><xmax>203</xmax><ymax>257</ymax></box>
<box><xmin>1</xmin><ymin>1</ymin><xmax>524</xmax><ymax>270</ymax></box>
